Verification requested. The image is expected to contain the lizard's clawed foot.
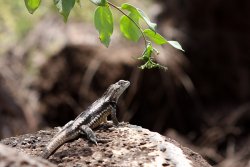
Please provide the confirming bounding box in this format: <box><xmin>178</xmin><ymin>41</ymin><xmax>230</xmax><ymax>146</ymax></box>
<box><xmin>96</xmin><ymin>137</ymin><xmax>112</xmax><ymax>143</ymax></box>
<box><xmin>89</xmin><ymin>137</ymin><xmax>111</xmax><ymax>145</ymax></box>
<box><xmin>116</xmin><ymin>121</ymin><xmax>127</xmax><ymax>127</ymax></box>
<box><xmin>99</xmin><ymin>122</ymin><xmax>114</xmax><ymax>129</ymax></box>
<box><xmin>88</xmin><ymin>137</ymin><xmax>98</xmax><ymax>145</ymax></box>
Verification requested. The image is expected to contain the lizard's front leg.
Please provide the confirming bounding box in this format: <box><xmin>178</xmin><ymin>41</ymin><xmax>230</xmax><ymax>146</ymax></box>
<box><xmin>79</xmin><ymin>125</ymin><xmax>111</xmax><ymax>144</ymax></box>
<box><xmin>109</xmin><ymin>101</ymin><xmax>119</xmax><ymax>126</ymax></box>
<box><xmin>79</xmin><ymin>125</ymin><xmax>98</xmax><ymax>145</ymax></box>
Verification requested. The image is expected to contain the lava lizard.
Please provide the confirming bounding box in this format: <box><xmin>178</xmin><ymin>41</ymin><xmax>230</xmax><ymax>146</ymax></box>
<box><xmin>41</xmin><ymin>80</ymin><xmax>130</xmax><ymax>159</ymax></box>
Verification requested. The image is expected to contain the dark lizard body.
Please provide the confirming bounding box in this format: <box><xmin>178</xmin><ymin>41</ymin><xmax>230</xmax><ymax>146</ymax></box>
<box><xmin>41</xmin><ymin>80</ymin><xmax>130</xmax><ymax>159</ymax></box>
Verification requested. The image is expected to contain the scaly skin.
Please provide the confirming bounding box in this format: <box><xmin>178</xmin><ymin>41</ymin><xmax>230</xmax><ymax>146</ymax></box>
<box><xmin>41</xmin><ymin>80</ymin><xmax>130</xmax><ymax>159</ymax></box>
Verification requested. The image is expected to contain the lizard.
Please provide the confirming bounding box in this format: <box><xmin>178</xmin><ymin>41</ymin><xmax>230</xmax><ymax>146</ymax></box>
<box><xmin>41</xmin><ymin>80</ymin><xmax>130</xmax><ymax>159</ymax></box>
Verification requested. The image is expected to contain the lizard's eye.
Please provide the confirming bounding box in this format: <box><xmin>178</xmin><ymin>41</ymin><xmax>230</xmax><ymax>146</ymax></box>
<box><xmin>117</xmin><ymin>80</ymin><xmax>126</xmax><ymax>85</ymax></box>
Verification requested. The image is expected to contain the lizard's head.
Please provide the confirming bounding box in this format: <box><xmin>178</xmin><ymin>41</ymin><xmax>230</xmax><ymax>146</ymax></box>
<box><xmin>104</xmin><ymin>80</ymin><xmax>130</xmax><ymax>102</ymax></box>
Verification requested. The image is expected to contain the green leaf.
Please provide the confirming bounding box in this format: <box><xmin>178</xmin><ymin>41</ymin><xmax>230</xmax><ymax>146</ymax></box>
<box><xmin>143</xmin><ymin>29</ymin><xmax>167</xmax><ymax>45</ymax></box>
<box><xmin>168</xmin><ymin>41</ymin><xmax>185</xmax><ymax>51</ymax></box>
<box><xmin>120</xmin><ymin>14</ymin><xmax>141</xmax><ymax>42</ymax></box>
<box><xmin>121</xmin><ymin>3</ymin><xmax>139</xmax><ymax>14</ymax></box>
<box><xmin>138</xmin><ymin>42</ymin><xmax>153</xmax><ymax>61</ymax></box>
<box><xmin>76</xmin><ymin>0</ymin><xmax>83</xmax><ymax>7</ymax></box>
<box><xmin>137</xmin><ymin>9</ymin><xmax>157</xmax><ymax>32</ymax></box>
<box><xmin>140</xmin><ymin>60</ymin><xmax>162</xmax><ymax>70</ymax></box>
<box><xmin>94</xmin><ymin>6</ymin><xmax>114</xmax><ymax>47</ymax></box>
<box><xmin>121</xmin><ymin>3</ymin><xmax>157</xmax><ymax>32</ymax></box>
<box><xmin>24</xmin><ymin>0</ymin><xmax>41</xmax><ymax>14</ymax></box>
<box><xmin>54</xmin><ymin>0</ymin><xmax>76</xmax><ymax>22</ymax></box>
<box><xmin>138</xmin><ymin>42</ymin><xmax>167</xmax><ymax>70</ymax></box>
<box><xmin>90</xmin><ymin>0</ymin><xmax>107</xmax><ymax>6</ymax></box>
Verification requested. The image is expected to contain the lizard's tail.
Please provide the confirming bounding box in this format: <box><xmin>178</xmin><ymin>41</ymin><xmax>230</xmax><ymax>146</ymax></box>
<box><xmin>40</xmin><ymin>130</ymin><xmax>79</xmax><ymax>159</ymax></box>
<box><xmin>41</xmin><ymin>150</ymin><xmax>51</xmax><ymax>159</ymax></box>
<box><xmin>40</xmin><ymin>135</ymin><xmax>65</xmax><ymax>159</ymax></box>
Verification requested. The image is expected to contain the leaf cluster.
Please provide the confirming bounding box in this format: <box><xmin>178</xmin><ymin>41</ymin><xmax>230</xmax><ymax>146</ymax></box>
<box><xmin>24</xmin><ymin>0</ymin><xmax>184</xmax><ymax>70</ymax></box>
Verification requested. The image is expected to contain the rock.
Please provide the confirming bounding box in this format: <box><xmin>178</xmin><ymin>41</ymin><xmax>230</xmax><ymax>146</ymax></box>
<box><xmin>0</xmin><ymin>143</ymin><xmax>55</xmax><ymax>167</ymax></box>
<box><xmin>0</xmin><ymin>123</ymin><xmax>211</xmax><ymax>167</ymax></box>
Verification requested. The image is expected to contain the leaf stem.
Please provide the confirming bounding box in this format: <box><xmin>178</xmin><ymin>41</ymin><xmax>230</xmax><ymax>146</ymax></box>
<box><xmin>107</xmin><ymin>1</ymin><xmax>148</xmax><ymax>47</ymax></box>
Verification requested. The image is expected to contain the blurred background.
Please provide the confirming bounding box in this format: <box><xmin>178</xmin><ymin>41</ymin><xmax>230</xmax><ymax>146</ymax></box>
<box><xmin>0</xmin><ymin>0</ymin><xmax>250</xmax><ymax>166</ymax></box>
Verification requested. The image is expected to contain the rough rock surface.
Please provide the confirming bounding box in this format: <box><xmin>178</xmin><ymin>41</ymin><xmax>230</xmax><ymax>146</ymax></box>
<box><xmin>0</xmin><ymin>123</ymin><xmax>211</xmax><ymax>167</ymax></box>
<box><xmin>0</xmin><ymin>143</ymin><xmax>55</xmax><ymax>167</ymax></box>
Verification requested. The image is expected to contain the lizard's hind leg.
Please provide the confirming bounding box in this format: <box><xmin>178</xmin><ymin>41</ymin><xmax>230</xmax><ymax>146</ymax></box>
<box><xmin>56</xmin><ymin>120</ymin><xmax>74</xmax><ymax>132</ymax></box>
